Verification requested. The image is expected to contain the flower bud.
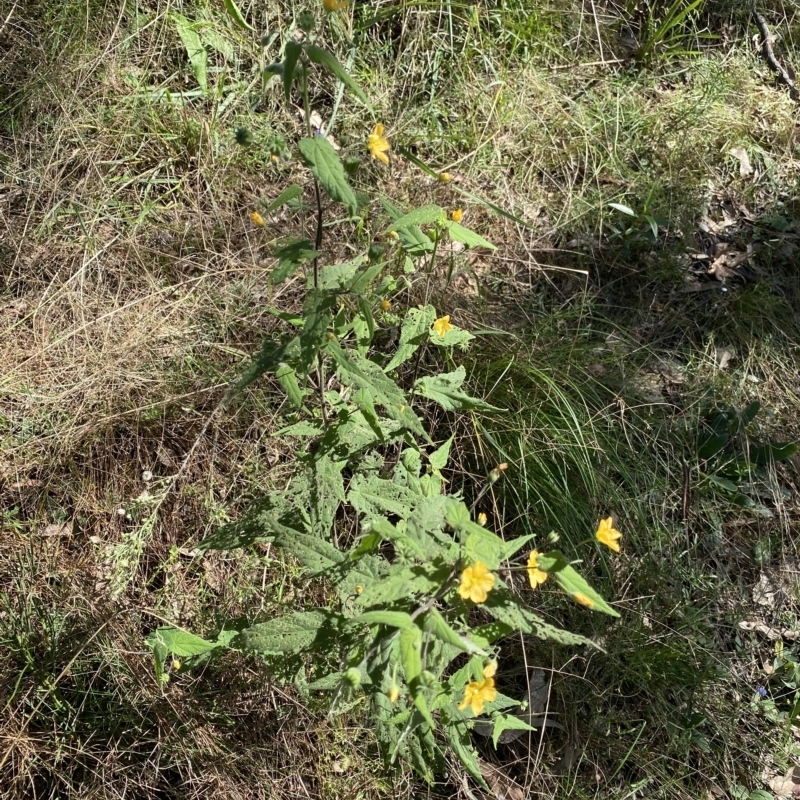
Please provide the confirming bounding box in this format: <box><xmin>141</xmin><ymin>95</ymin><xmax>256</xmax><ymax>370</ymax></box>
<box><xmin>298</xmin><ymin>11</ymin><xmax>316</xmax><ymax>31</ymax></box>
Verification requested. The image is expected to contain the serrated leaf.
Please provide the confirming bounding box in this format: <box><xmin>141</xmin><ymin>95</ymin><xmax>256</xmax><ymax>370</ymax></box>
<box><xmin>445</xmin><ymin>500</ymin><xmax>471</xmax><ymax>530</ymax></box>
<box><xmin>428</xmin><ymin>435</ymin><xmax>454</xmax><ymax>471</ymax></box>
<box><xmin>283</xmin><ymin>40</ymin><xmax>302</xmax><ymax>105</ymax></box>
<box><xmin>263</xmin><ymin>184</ymin><xmax>303</xmax><ymax>213</ymax></box>
<box><xmin>223</xmin><ymin>0</ymin><xmax>253</xmax><ymax>30</ymax></box>
<box><xmin>272</xmin><ymin>238</ymin><xmax>318</xmax><ymax>284</ymax></box>
<box><xmin>348</xmin><ymin>261</ymin><xmax>385</xmax><ymax>294</ymax></box>
<box><xmin>305</xmin><ymin>44</ymin><xmax>370</xmax><ymax>107</ymax></box>
<box><xmin>381</xmin><ymin>198</ymin><xmax>434</xmax><ymax>257</ymax></box>
<box><xmin>310</xmin><ymin>453</ymin><xmax>345</xmax><ymax>538</ymax></box>
<box><xmin>387</xmin><ymin>204</ymin><xmax>444</xmax><ymax>232</ymax></box>
<box><xmin>231</xmin><ymin>335</ymin><xmax>301</xmax><ymax>397</ymax></box>
<box><xmin>445</xmin><ymin>221</ymin><xmax>496</xmax><ymax>250</ymax></box>
<box><xmin>326</xmin><ymin>339</ymin><xmax>428</xmax><ymax>439</ymax></box>
<box><xmin>239</xmin><ymin>610</ymin><xmax>342</xmax><ymax>653</ymax></box>
<box><xmin>446</xmin><ymin>723</ymin><xmax>489</xmax><ymax>790</ymax></box>
<box><xmin>348</xmin><ymin>475</ymin><xmax>417</xmax><ymax>520</ymax></box>
<box><xmin>350</xmin><ymin>610</ymin><xmax>416</xmax><ymax>630</ymax></box>
<box><xmin>423</xmin><ymin>609</ymin><xmax>487</xmax><ymax>656</ymax></box>
<box><xmin>414</xmin><ymin>366</ymin><xmax>502</xmax><ymax>412</ymax></box>
<box><xmin>384</xmin><ymin>305</ymin><xmax>437</xmax><ymax>372</ymax></box>
<box><xmin>174</xmin><ymin>14</ymin><xmax>207</xmax><ymax>92</ymax></box>
<box><xmin>146</xmin><ymin>627</ymin><xmax>218</xmax><ymax>658</ymax></box>
<box><xmin>308</xmin><ymin>672</ymin><xmax>344</xmax><ymax>691</ymax></box>
<box><xmin>298</xmin><ymin>136</ymin><xmax>358</xmax><ymax>214</ymax></box>
<box><xmin>535</xmin><ymin>551</ymin><xmax>619</xmax><ymax>616</ymax></box>
<box><xmin>298</xmin><ymin>291</ymin><xmax>335</xmax><ymax>376</ymax></box>
<box><xmin>275</xmin><ymin>362</ymin><xmax>305</xmax><ymax>408</ymax></box>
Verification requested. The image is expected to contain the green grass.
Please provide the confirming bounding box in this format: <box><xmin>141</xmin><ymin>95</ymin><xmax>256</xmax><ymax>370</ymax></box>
<box><xmin>2</xmin><ymin>0</ymin><xmax>800</xmax><ymax>797</ymax></box>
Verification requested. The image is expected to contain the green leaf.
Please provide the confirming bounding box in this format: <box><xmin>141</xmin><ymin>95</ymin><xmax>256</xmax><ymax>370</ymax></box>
<box><xmin>381</xmin><ymin>198</ymin><xmax>434</xmax><ymax>257</ymax></box>
<box><xmin>445</xmin><ymin>500</ymin><xmax>471</xmax><ymax>531</ymax></box>
<box><xmin>387</xmin><ymin>204</ymin><xmax>444</xmax><ymax>232</ymax></box>
<box><xmin>326</xmin><ymin>340</ymin><xmax>428</xmax><ymax>439</ymax></box>
<box><xmin>275</xmin><ymin>362</ymin><xmax>305</xmax><ymax>408</ymax></box>
<box><xmin>238</xmin><ymin>610</ymin><xmax>342</xmax><ymax>654</ymax></box>
<box><xmin>423</xmin><ymin>609</ymin><xmax>487</xmax><ymax>656</ymax></box>
<box><xmin>384</xmin><ymin>305</ymin><xmax>436</xmax><ymax>372</ymax></box>
<box><xmin>305</xmin><ymin>44</ymin><xmax>370</xmax><ymax>107</ymax></box>
<box><xmin>749</xmin><ymin>442</ymin><xmax>798</xmax><ymax>465</ymax></box>
<box><xmin>348</xmin><ymin>261</ymin><xmax>385</xmax><ymax>294</ymax></box>
<box><xmin>283</xmin><ymin>40</ymin><xmax>302</xmax><ymax>105</ymax></box>
<box><xmin>355</xmin><ymin>297</ymin><xmax>375</xmax><ymax>351</ymax></box>
<box><xmin>536</xmin><ymin>551</ymin><xmax>620</xmax><ymax>617</ymax></box>
<box><xmin>697</xmin><ymin>433</ymin><xmax>728</xmax><ymax>460</ymax></box>
<box><xmin>446</xmin><ymin>723</ymin><xmax>488</xmax><ymax>790</ymax></box>
<box><xmin>147</xmin><ymin>627</ymin><xmax>218</xmax><ymax>657</ymax></box>
<box><xmin>414</xmin><ymin>366</ymin><xmax>502</xmax><ymax>412</ymax></box>
<box><xmin>231</xmin><ymin>335</ymin><xmax>301</xmax><ymax>397</ymax></box>
<box><xmin>262</xmin><ymin>184</ymin><xmax>303</xmax><ymax>214</ymax></box>
<box><xmin>445</xmin><ymin>221</ymin><xmax>496</xmax><ymax>250</ymax></box>
<box><xmin>609</xmin><ymin>202</ymin><xmax>636</xmax><ymax>216</ymax></box>
<box><xmin>491</xmin><ymin>713</ymin><xmax>536</xmax><ymax>748</ymax></box>
<box><xmin>173</xmin><ymin>14</ymin><xmax>207</xmax><ymax>92</ymax></box>
<box><xmin>271</xmin><ymin>238</ymin><xmax>318</xmax><ymax>284</ymax></box>
<box><xmin>223</xmin><ymin>0</ymin><xmax>254</xmax><ymax>30</ymax></box>
<box><xmin>298</xmin><ymin>291</ymin><xmax>335</xmax><ymax>376</ymax></box>
<box><xmin>706</xmin><ymin>474</ymin><xmax>738</xmax><ymax>493</ymax></box>
<box><xmin>298</xmin><ymin>136</ymin><xmax>358</xmax><ymax>214</ymax></box>
<box><xmin>428</xmin><ymin>436</ymin><xmax>453</xmax><ymax>472</ymax></box>
<box><xmin>429</xmin><ymin>325</ymin><xmax>475</xmax><ymax>349</ymax></box>
<box><xmin>348</xmin><ymin>476</ymin><xmax>417</xmax><ymax>521</ymax></box>
<box><xmin>350</xmin><ymin>610</ymin><xmax>416</xmax><ymax>630</ymax></box>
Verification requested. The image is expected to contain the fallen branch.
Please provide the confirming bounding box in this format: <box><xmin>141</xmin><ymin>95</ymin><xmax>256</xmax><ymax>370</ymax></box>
<box><xmin>753</xmin><ymin>11</ymin><xmax>799</xmax><ymax>101</ymax></box>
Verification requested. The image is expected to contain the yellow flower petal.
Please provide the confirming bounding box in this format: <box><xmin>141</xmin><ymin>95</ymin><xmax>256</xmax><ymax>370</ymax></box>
<box><xmin>477</xmin><ymin>512</ymin><xmax>487</xmax><ymax>526</ymax></box>
<box><xmin>451</xmin><ymin>209</ymin><xmax>463</xmax><ymax>223</ymax></box>
<box><xmin>433</xmin><ymin>315</ymin><xmax>453</xmax><ymax>338</ymax></box>
<box><xmin>573</xmin><ymin>592</ymin><xmax>595</xmax><ymax>608</ymax></box>
<box><xmin>250</xmin><ymin>211</ymin><xmax>265</xmax><ymax>228</ymax></box>
<box><xmin>439</xmin><ymin>172</ymin><xmax>452</xmax><ymax>182</ymax></box>
<box><xmin>388</xmin><ymin>683</ymin><xmax>400</xmax><ymax>703</ymax></box>
<box><xmin>323</xmin><ymin>0</ymin><xmax>348</xmax><ymax>10</ymax></box>
<box><xmin>482</xmin><ymin>661</ymin><xmax>497</xmax><ymax>679</ymax></box>
<box><xmin>595</xmin><ymin>516</ymin><xmax>622</xmax><ymax>553</ymax></box>
<box><xmin>459</xmin><ymin>675</ymin><xmax>497</xmax><ymax>716</ymax></box>
<box><xmin>458</xmin><ymin>561</ymin><xmax>495</xmax><ymax>604</ymax></box>
<box><xmin>367</xmin><ymin>124</ymin><xmax>391</xmax><ymax>165</ymax></box>
<box><xmin>527</xmin><ymin>550</ymin><xmax>548</xmax><ymax>590</ymax></box>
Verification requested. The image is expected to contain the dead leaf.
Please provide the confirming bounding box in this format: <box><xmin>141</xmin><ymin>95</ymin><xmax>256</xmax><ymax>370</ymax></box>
<box><xmin>709</xmin><ymin>248</ymin><xmax>749</xmax><ymax>282</ymax></box>
<box><xmin>738</xmin><ymin>619</ymin><xmax>781</xmax><ymax>640</ymax></box>
<box><xmin>730</xmin><ymin>146</ymin><xmax>754</xmax><ymax>178</ymax></box>
<box><xmin>769</xmin><ymin>767</ymin><xmax>800</xmax><ymax>798</ymax></box>
<box><xmin>753</xmin><ymin>573</ymin><xmax>778</xmax><ymax>607</ymax></box>
<box><xmin>715</xmin><ymin>346</ymin><xmax>736</xmax><ymax>370</ymax></box>
<box><xmin>479</xmin><ymin>760</ymin><xmax>525</xmax><ymax>800</ymax></box>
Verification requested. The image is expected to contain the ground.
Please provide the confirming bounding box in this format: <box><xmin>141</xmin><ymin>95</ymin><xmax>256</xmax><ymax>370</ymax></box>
<box><xmin>2</xmin><ymin>1</ymin><xmax>800</xmax><ymax>798</ymax></box>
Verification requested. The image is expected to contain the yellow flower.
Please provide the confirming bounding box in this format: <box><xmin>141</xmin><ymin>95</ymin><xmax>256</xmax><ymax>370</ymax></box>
<box><xmin>458</xmin><ymin>662</ymin><xmax>498</xmax><ymax>715</ymax></box>
<box><xmin>367</xmin><ymin>123</ymin><xmax>390</xmax><ymax>165</ymax></box>
<box><xmin>595</xmin><ymin>516</ymin><xmax>622</xmax><ymax>553</ymax></box>
<box><xmin>250</xmin><ymin>211</ymin><xmax>265</xmax><ymax>227</ymax></box>
<box><xmin>451</xmin><ymin>209</ymin><xmax>463</xmax><ymax>223</ymax></box>
<box><xmin>527</xmin><ymin>550</ymin><xmax>548</xmax><ymax>590</ymax></box>
<box><xmin>323</xmin><ymin>0</ymin><xmax>348</xmax><ymax>10</ymax></box>
<box><xmin>381</xmin><ymin>299</ymin><xmax>391</xmax><ymax>311</ymax></box>
<box><xmin>458</xmin><ymin>561</ymin><xmax>495</xmax><ymax>604</ymax></box>
<box><xmin>355</xmin><ymin>585</ymin><xmax>363</xmax><ymax>594</ymax></box>
<box><xmin>172</xmin><ymin>659</ymin><xmax>182</xmax><ymax>671</ymax></box>
<box><xmin>573</xmin><ymin>592</ymin><xmax>595</xmax><ymax>608</ymax></box>
<box><xmin>439</xmin><ymin>172</ymin><xmax>452</xmax><ymax>182</ymax></box>
<box><xmin>388</xmin><ymin>683</ymin><xmax>400</xmax><ymax>703</ymax></box>
<box><xmin>433</xmin><ymin>315</ymin><xmax>453</xmax><ymax>338</ymax></box>
<box><xmin>477</xmin><ymin>512</ymin><xmax>487</xmax><ymax>526</ymax></box>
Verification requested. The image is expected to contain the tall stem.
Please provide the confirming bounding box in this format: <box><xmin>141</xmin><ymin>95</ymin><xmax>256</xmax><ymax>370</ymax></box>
<box><xmin>301</xmin><ymin>62</ymin><xmax>328</xmax><ymax>426</ymax></box>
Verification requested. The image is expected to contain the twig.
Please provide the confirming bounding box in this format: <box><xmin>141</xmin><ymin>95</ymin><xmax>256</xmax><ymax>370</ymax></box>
<box><xmin>753</xmin><ymin>11</ymin><xmax>799</xmax><ymax>101</ymax></box>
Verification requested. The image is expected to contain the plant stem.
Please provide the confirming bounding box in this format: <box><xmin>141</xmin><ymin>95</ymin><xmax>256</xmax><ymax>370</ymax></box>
<box><xmin>301</xmin><ymin>61</ymin><xmax>328</xmax><ymax>427</ymax></box>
